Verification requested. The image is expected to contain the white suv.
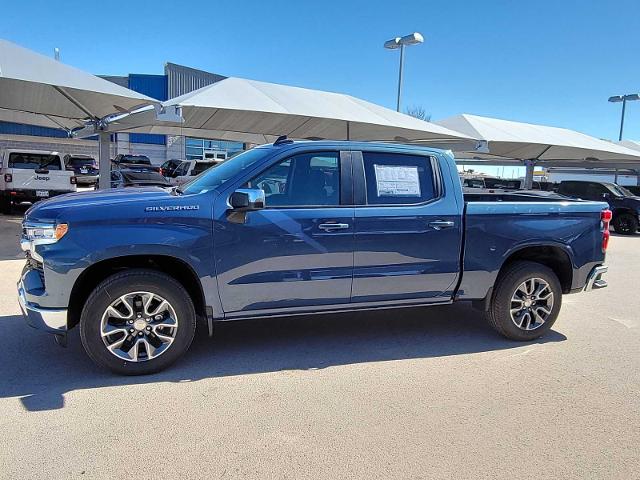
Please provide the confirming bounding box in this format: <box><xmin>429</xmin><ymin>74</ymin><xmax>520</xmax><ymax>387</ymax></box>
<box><xmin>0</xmin><ymin>149</ymin><xmax>77</xmax><ymax>213</ymax></box>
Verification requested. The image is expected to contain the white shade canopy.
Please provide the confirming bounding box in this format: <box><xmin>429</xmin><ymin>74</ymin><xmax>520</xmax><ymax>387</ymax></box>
<box><xmin>435</xmin><ymin>114</ymin><xmax>640</xmax><ymax>166</ymax></box>
<box><xmin>124</xmin><ymin>77</ymin><xmax>476</xmax><ymax>148</ymax></box>
<box><xmin>0</xmin><ymin>38</ymin><xmax>156</xmax><ymax>131</ymax></box>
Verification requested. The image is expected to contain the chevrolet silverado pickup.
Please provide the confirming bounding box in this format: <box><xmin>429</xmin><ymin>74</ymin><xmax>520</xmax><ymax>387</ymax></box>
<box><xmin>18</xmin><ymin>140</ymin><xmax>610</xmax><ymax>375</ymax></box>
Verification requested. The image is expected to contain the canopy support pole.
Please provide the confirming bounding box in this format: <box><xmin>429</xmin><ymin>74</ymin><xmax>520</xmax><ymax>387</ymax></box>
<box><xmin>98</xmin><ymin>131</ymin><xmax>110</xmax><ymax>190</ymax></box>
<box><xmin>524</xmin><ymin>159</ymin><xmax>535</xmax><ymax>189</ymax></box>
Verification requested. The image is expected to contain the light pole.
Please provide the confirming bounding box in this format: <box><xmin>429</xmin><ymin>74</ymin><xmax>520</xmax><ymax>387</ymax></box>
<box><xmin>608</xmin><ymin>93</ymin><xmax>640</xmax><ymax>141</ymax></box>
<box><xmin>384</xmin><ymin>32</ymin><xmax>424</xmax><ymax>112</ymax></box>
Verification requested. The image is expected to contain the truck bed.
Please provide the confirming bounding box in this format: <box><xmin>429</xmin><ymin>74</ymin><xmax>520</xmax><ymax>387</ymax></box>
<box><xmin>457</xmin><ymin>192</ymin><xmax>608</xmax><ymax>301</ymax></box>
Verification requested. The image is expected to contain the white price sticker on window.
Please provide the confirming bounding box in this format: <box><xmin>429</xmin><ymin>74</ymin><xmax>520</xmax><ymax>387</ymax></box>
<box><xmin>374</xmin><ymin>164</ymin><xmax>421</xmax><ymax>197</ymax></box>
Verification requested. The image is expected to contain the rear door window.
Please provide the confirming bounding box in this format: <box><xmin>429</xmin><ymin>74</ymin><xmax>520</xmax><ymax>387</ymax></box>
<box><xmin>8</xmin><ymin>153</ymin><xmax>62</xmax><ymax>170</ymax></box>
<box><xmin>362</xmin><ymin>152</ymin><xmax>436</xmax><ymax>205</ymax></box>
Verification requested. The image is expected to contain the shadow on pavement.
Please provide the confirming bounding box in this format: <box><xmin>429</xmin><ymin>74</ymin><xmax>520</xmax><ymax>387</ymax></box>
<box><xmin>0</xmin><ymin>204</ymin><xmax>29</xmax><ymax>261</ymax></box>
<box><xmin>0</xmin><ymin>303</ymin><xmax>566</xmax><ymax>412</ymax></box>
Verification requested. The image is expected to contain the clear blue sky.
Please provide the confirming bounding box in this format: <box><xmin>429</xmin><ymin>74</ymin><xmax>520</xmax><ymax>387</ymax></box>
<box><xmin>2</xmin><ymin>0</ymin><xmax>639</xmax><ymax>175</ymax></box>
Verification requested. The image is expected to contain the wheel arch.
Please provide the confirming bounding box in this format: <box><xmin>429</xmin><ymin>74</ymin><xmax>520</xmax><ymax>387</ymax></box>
<box><xmin>67</xmin><ymin>255</ymin><xmax>206</xmax><ymax>330</ymax></box>
<box><xmin>498</xmin><ymin>245</ymin><xmax>573</xmax><ymax>294</ymax></box>
<box><xmin>611</xmin><ymin>207</ymin><xmax>635</xmax><ymax>219</ymax></box>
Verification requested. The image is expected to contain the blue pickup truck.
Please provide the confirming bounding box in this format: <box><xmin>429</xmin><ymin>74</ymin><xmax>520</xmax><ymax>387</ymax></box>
<box><xmin>18</xmin><ymin>140</ymin><xmax>611</xmax><ymax>375</ymax></box>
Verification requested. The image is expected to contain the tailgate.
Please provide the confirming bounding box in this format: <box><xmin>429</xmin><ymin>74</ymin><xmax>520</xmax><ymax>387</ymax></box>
<box><xmin>11</xmin><ymin>169</ymin><xmax>76</xmax><ymax>192</ymax></box>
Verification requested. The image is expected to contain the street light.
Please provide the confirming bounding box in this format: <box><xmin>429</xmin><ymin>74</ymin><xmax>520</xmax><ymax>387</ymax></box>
<box><xmin>384</xmin><ymin>32</ymin><xmax>424</xmax><ymax>112</ymax></box>
<box><xmin>608</xmin><ymin>93</ymin><xmax>640</xmax><ymax>141</ymax></box>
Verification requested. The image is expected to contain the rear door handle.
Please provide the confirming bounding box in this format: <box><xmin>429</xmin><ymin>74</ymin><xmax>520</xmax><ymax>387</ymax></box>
<box><xmin>429</xmin><ymin>220</ymin><xmax>455</xmax><ymax>230</ymax></box>
<box><xmin>318</xmin><ymin>223</ymin><xmax>350</xmax><ymax>231</ymax></box>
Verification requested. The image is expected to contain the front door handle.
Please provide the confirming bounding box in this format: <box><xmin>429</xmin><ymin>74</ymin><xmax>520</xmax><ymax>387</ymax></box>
<box><xmin>429</xmin><ymin>220</ymin><xmax>455</xmax><ymax>230</ymax></box>
<box><xmin>318</xmin><ymin>223</ymin><xmax>350</xmax><ymax>231</ymax></box>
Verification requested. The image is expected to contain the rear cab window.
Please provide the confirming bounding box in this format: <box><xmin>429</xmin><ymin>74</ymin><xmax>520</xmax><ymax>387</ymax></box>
<box><xmin>67</xmin><ymin>157</ymin><xmax>96</xmax><ymax>167</ymax></box>
<box><xmin>362</xmin><ymin>151</ymin><xmax>437</xmax><ymax>205</ymax></box>
<box><xmin>121</xmin><ymin>155</ymin><xmax>151</xmax><ymax>165</ymax></box>
<box><xmin>8</xmin><ymin>153</ymin><xmax>62</xmax><ymax>170</ymax></box>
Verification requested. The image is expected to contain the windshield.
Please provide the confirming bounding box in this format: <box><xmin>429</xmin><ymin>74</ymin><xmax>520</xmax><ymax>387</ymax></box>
<box><xmin>182</xmin><ymin>148</ymin><xmax>272</xmax><ymax>194</ymax></box>
<box><xmin>607</xmin><ymin>184</ymin><xmax>634</xmax><ymax>197</ymax></box>
<box><xmin>8</xmin><ymin>153</ymin><xmax>62</xmax><ymax>170</ymax></box>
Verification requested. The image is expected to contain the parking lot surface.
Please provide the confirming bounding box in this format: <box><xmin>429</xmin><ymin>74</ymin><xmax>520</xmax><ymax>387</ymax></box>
<box><xmin>0</xmin><ymin>212</ymin><xmax>638</xmax><ymax>479</ymax></box>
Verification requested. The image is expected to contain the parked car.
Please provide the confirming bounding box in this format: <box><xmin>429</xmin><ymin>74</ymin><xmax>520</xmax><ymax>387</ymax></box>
<box><xmin>64</xmin><ymin>154</ymin><xmax>99</xmax><ymax>185</ymax></box>
<box><xmin>557</xmin><ymin>180</ymin><xmax>640</xmax><ymax>234</ymax></box>
<box><xmin>0</xmin><ymin>149</ymin><xmax>76</xmax><ymax>213</ymax></box>
<box><xmin>167</xmin><ymin>159</ymin><xmax>217</xmax><ymax>186</ymax></box>
<box><xmin>96</xmin><ymin>169</ymin><xmax>171</xmax><ymax>189</ymax></box>
<box><xmin>18</xmin><ymin>140</ymin><xmax>610</xmax><ymax>375</ymax></box>
<box><xmin>159</xmin><ymin>159</ymin><xmax>183</xmax><ymax>178</ymax></box>
<box><xmin>112</xmin><ymin>154</ymin><xmax>161</xmax><ymax>173</ymax></box>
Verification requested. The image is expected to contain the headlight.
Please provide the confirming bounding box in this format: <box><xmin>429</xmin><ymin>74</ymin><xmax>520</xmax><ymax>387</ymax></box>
<box><xmin>21</xmin><ymin>223</ymin><xmax>69</xmax><ymax>261</ymax></box>
<box><xmin>23</xmin><ymin>223</ymin><xmax>68</xmax><ymax>243</ymax></box>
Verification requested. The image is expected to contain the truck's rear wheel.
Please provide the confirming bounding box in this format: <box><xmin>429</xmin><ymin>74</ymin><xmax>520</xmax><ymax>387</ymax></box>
<box><xmin>79</xmin><ymin>269</ymin><xmax>196</xmax><ymax>375</ymax></box>
<box><xmin>612</xmin><ymin>213</ymin><xmax>638</xmax><ymax>235</ymax></box>
<box><xmin>486</xmin><ymin>261</ymin><xmax>562</xmax><ymax>341</ymax></box>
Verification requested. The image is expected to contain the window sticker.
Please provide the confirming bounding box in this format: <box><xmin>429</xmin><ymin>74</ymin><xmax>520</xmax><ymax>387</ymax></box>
<box><xmin>374</xmin><ymin>164</ymin><xmax>421</xmax><ymax>197</ymax></box>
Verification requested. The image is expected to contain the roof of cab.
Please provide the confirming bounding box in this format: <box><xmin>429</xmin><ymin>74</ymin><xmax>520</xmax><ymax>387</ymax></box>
<box><xmin>257</xmin><ymin>139</ymin><xmax>449</xmax><ymax>156</ymax></box>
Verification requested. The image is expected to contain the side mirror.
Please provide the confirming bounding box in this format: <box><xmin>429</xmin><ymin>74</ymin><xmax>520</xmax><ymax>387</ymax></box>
<box><xmin>229</xmin><ymin>188</ymin><xmax>265</xmax><ymax>211</ymax></box>
<box><xmin>602</xmin><ymin>193</ymin><xmax>611</xmax><ymax>199</ymax></box>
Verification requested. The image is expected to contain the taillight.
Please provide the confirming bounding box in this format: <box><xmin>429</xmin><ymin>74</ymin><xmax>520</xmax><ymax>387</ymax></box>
<box><xmin>70</xmin><ymin>176</ymin><xmax>77</xmax><ymax>185</ymax></box>
<box><xmin>601</xmin><ymin>209</ymin><xmax>612</xmax><ymax>253</ymax></box>
<box><xmin>4</xmin><ymin>173</ymin><xmax>12</xmax><ymax>183</ymax></box>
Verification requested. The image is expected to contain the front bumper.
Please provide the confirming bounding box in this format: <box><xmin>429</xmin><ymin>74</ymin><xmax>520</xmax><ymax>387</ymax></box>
<box><xmin>584</xmin><ymin>265</ymin><xmax>608</xmax><ymax>292</ymax></box>
<box><xmin>18</xmin><ymin>279</ymin><xmax>68</xmax><ymax>333</ymax></box>
<box><xmin>76</xmin><ymin>174</ymin><xmax>99</xmax><ymax>185</ymax></box>
<box><xmin>4</xmin><ymin>189</ymin><xmax>73</xmax><ymax>203</ymax></box>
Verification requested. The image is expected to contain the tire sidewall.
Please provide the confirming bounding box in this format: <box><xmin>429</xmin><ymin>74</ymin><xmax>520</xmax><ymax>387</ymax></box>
<box><xmin>80</xmin><ymin>271</ymin><xmax>196</xmax><ymax>375</ymax></box>
<box><xmin>613</xmin><ymin>213</ymin><xmax>638</xmax><ymax>235</ymax></box>
<box><xmin>491</xmin><ymin>262</ymin><xmax>562</xmax><ymax>341</ymax></box>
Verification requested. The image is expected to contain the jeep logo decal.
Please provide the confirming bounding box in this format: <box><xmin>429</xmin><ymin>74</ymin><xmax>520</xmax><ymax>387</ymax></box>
<box><xmin>34</xmin><ymin>175</ymin><xmax>50</xmax><ymax>181</ymax></box>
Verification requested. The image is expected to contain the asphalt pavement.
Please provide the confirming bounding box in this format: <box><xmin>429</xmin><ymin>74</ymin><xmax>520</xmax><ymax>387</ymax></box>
<box><xmin>0</xmin><ymin>210</ymin><xmax>638</xmax><ymax>479</ymax></box>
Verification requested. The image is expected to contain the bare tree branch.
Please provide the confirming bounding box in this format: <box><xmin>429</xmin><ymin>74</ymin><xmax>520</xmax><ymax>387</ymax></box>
<box><xmin>405</xmin><ymin>105</ymin><xmax>431</xmax><ymax>122</ymax></box>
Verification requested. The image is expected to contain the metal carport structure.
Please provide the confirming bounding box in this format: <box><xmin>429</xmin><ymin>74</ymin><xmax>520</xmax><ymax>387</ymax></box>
<box><xmin>114</xmin><ymin>77</ymin><xmax>478</xmax><ymax>150</ymax></box>
<box><xmin>0</xmin><ymin>39</ymin><xmax>178</xmax><ymax>188</ymax></box>
<box><xmin>435</xmin><ymin>114</ymin><xmax>640</xmax><ymax>188</ymax></box>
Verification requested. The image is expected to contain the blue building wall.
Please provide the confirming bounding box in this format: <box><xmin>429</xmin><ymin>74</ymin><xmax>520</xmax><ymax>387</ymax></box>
<box><xmin>0</xmin><ymin>121</ymin><xmax>69</xmax><ymax>138</ymax></box>
<box><xmin>127</xmin><ymin>74</ymin><xmax>168</xmax><ymax>145</ymax></box>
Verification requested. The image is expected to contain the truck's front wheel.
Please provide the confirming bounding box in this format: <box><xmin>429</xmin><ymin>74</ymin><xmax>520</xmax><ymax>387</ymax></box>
<box><xmin>79</xmin><ymin>269</ymin><xmax>196</xmax><ymax>375</ymax></box>
<box><xmin>486</xmin><ymin>261</ymin><xmax>562</xmax><ymax>341</ymax></box>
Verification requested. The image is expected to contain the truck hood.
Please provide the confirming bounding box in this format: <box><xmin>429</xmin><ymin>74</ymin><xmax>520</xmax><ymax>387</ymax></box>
<box><xmin>26</xmin><ymin>187</ymin><xmax>176</xmax><ymax>223</ymax></box>
<box><xmin>610</xmin><ymin>196</ymin><xmax>640</xmax><ymax>210</ymax></box>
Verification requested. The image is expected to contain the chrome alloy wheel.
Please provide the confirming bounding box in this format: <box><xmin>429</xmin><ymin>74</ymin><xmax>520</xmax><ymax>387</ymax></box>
<box><xmin>100</xmin><ymin>292</ymin><xmax>178</xmax><ymax>362</ymax></box>
<box><xmin>509</xmin><ymin>278</ymin><xmax>554</xmax><ymax>331</ymax></box>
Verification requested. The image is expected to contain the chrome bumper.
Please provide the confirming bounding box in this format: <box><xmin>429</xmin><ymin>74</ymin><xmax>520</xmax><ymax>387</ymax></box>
<box><xmin>584</xmin><ymin>265</ymin><xmax>608</xmax><ymax>292</ymax></box>
<box><xmin>17</xmin><ymin>281</ymin><xmax>67</xmax><ymax>333</ymax></box>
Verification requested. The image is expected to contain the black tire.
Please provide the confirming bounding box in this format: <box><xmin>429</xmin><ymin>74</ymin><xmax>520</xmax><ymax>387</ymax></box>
<box><xmin>486</xmin><ymin>261</ymin><xmax>562</xmax><ymax>341</ymax></box>
<box><xmin>79</xmin><ymin>269</ymin><xmax>196</xmax><ymax>375</ymax></box>
<box><xmin>612</xmin><ymin>213</ymin><xmax>638</xmax><ymax>235</ymax></box>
